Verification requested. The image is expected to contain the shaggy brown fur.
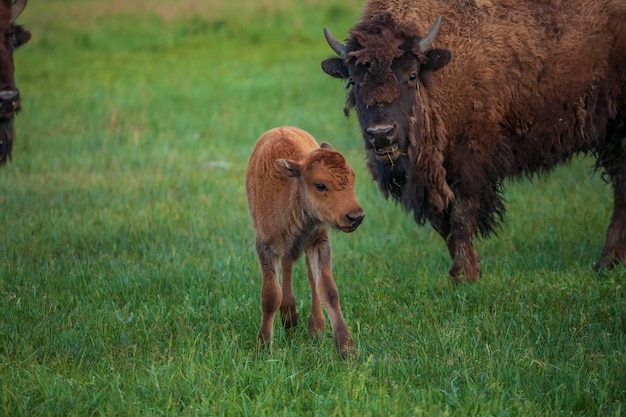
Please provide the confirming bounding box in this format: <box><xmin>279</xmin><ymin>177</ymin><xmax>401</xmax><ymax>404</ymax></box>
<box><xmin>245</xmin><ymin>126</ymin><xmax>364</xmax><ymax>357</ymax></box>
<box><xmin>322</xmin><ymin>0</ymin><xmax>626</xmax><ymax>282</ymax></box>
<box><xmin>0</xmin><ymin>0</ymin><xmax>30</xmax><ymax>165</ymax></box>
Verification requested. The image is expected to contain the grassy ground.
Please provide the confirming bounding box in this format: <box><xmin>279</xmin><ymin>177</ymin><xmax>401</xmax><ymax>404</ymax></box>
<box><xmin>1</xmin><ymin>1</ymin><xmax>624</xmax><ymax>415</ymax></box>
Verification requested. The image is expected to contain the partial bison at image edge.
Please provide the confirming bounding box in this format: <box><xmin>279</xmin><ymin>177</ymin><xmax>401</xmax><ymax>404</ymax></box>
<box><xmin>321</xmin><ymin>0</ymin><xmax>626</xmax><ymax>283</ymax></box>
<box><xmin>245</xmin><ymin>126</ymin><xmax>364</xmax><ymax>358</ymax></box>
<box><xmin>0</xmin><ymin>0</ymin><xmax>30</xmax><ymax>165</ymax></box>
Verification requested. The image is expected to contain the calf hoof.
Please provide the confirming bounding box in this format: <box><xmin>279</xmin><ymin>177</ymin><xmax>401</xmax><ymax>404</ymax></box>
<box><xmin>308</xmin><ymin>315</ymin><xmax>326</xmax><ymax>338</ymax></box>
<box><xmin>257</xmin><ymin>333</ymin><xmax>271</xmax><ymax>351</ymax></box>
<box><xmin>280</xmin><ymin>308</ymin><xmax>299</xmax><ymax>330</ymax></box>
<box><xmin>335</xmin><ymin>334</ymin><xmax>357</xmax><ymax>359</ymax></box>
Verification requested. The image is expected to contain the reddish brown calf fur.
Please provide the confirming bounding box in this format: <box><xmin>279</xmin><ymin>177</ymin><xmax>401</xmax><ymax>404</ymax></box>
<box><xmin>245</xmin><ymin>126</ymin><xmax>364</xmax><ymax>357</ymax></box>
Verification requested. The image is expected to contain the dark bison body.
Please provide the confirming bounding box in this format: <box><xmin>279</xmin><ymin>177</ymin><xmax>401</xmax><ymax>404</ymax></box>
<box><xmin>0</xmin><ymin>0</ymin><xmax>30</xmax><ymax>165</ymax></box>
<box><xmin>322</xmin><ymin>0</ymin><xmax>626</xmax><ymax>282</ymax></box>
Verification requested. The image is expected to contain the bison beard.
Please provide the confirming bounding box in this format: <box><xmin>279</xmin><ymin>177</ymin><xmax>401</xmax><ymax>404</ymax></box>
<box><xmin>0</xmin><ymin>119</ymin><xmax>14</xmax><ymax>165</ymax></box>
<box><xmin>322</xmin><ymin>0</ymin><xmax>626</xmax><ymax>282</ymax></box>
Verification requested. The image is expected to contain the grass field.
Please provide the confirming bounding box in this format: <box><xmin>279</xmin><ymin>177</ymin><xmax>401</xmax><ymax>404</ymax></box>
<box><xmin>1</xmin><ymin>1</ymin><xmax>625</xmax><ymax>415</ymax></box>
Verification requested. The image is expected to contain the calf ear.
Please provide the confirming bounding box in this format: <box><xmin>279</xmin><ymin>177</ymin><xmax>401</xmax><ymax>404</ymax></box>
<box><xmin>423</xmin><ymin>48</ymin><xmax>452</xmax><ymax>72</ymax></box>
<box><xmin>320</xmin><ymin>142</ymin><xmax>334</xmax><ymax>150</ymax></box>
<box><xmin>321</xmin><ymin>57</ymin><xmax>349</xmax><ymax>79</ymax></box>
<box><xmin>275</xmin><ymin>159</ymin><xmax>301</xmax><ymax>178</ymax></box>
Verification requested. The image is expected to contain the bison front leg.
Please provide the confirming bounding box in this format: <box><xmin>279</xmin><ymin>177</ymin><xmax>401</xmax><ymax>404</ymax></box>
<box><xmin>280</xmin><ymin>257</ymin><xmax>299</xmax><ymax>330</ymax></box>
<box><xmin>448</xmin><ymin>235</ymin><xmax>481</xmax><ymax>283</ymax></box>
<box><xmin>448</xmin><ymin>202</ymin><xmax>482</xmax><ymax>283</ymax></box>
<box><xmin>430</xmin><ymin>208</ymin><xmax>481</xmax><ymax>282</ymax></box>
<box><xmin>305</xmin><ymin>231</ymin><xmax>354</xmax><ymax>358</ymax></box>
<box><xmin>255</xmin><ymin>240</ymin><xmax>282</xmax><ymax>349</ymax></box>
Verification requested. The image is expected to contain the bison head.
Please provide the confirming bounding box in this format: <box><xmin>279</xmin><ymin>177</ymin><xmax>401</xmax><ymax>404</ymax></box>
<box><xmin>0</xmin><ymin>0</ymin><xmax>30</xmax><ymax>165</ymax></box>
<box><xmin>321</xmin><ymin>13</ymin><xmax>451</xmax><ymax>165</ymax></box>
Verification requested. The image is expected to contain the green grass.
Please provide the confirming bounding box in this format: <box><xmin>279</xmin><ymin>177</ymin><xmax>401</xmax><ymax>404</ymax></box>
<box><xmin>1</xmin><ymin>1</ymin><xmax>625</xmax><ymax>415</ymax></box>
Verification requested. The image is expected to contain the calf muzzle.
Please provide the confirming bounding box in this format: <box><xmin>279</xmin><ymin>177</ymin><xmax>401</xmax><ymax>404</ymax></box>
<box><xmin>343</xmin><ymin>209</ymin><xmax>365</xmax><ymax>232</ymax></box>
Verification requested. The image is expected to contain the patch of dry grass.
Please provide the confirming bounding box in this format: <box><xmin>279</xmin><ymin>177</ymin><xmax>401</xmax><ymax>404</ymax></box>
<box><xmin>23</xmin><ymin>0</ymin><xmax>361</xmax><ymax>28</ymax></box>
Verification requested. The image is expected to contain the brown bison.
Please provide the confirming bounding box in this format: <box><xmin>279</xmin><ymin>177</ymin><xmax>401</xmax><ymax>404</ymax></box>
<box><xmin>0</xmin><ymin>0</ymin><xmax>30</xmax><ymax>165</ymax></box>
<box><xmin>245</xmin><ymin>126</ymin><xmax>364</xmax><ymax>357</ymax></box>
<box><xmin>321</xmin><ymin>0</ymin><xmax>626</xmax><ymax>282</ymax></box>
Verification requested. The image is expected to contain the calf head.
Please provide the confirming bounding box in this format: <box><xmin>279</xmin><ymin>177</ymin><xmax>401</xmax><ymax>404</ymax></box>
<box><xmin>321</xmin><ymin>13</ymin><xmax>451</xmax><ymax>165</ymax></box>
<box><xmin>275</xmin><ymin>142</ymin><xmax>364</xmax><ymax>232</ymax></box>
<box><xmin>0</xmin><ymin>0</ymin><xmax>30</xmax><ymax>165</ymax></box>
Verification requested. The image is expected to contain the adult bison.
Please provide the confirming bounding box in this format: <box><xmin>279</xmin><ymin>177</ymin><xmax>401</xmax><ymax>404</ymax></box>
<box><xmin>321</xmin><ymin>0</ymin><xmax>626</xmax><ymax>282</ymax></box>
<box><xmin>0</xmin><ymin>0</ymin><xmax>30</xmax><ymax>165</ymax></box>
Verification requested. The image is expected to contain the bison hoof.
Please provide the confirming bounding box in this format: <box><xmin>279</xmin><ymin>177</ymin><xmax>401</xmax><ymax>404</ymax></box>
<box><xmin>593</xmin><ymin>257</ymin><xmax>619</xmax><ymax>272</ymax></box>
<box><xmin>449</xmin><ymin>266</ymin><xmax>481</xmax><ymax>284</ymax></box>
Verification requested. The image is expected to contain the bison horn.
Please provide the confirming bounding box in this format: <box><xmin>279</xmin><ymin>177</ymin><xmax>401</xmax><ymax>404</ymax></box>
<box><xmin>418</xmin><ymin>16</ymin><xmax>442</xmax><ymax>53</ymax></box>
<box><xmin>324</xmin><ymin>27</ymin><xmax>346</xmax><ymax>59</ymax></box>
<box><xmin>10</xmin><ymin>0</ymin><xmax>27</xmax><ymax>22</ymax></box>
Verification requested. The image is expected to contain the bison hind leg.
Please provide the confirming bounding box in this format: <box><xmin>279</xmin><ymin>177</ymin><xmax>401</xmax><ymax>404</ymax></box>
<box><xmin>594</xmin><ymin>209</ymin><xmax>626</xmax><ymax>271</ymax></box>
<box><xmin>595</xmin><ymin>133</ymin><xmax>626</xmax><ymax>271</ymax></box>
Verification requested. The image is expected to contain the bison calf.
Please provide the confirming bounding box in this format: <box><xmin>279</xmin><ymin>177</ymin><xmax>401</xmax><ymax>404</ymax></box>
<box><xmin>245</xmin><ymin>126</ymin><xmax>364</xmax><ymax>357</ymax></box>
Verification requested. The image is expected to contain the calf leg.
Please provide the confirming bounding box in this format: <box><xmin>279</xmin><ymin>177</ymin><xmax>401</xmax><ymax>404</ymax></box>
<box><xmin>280</xmin><ymin>257</ymin><xmax>299</xmax><ymax>330</ymax></box>
<box><xmin>306</xmin><ymin>262</ymin><xmax>326</xmax><ymax>338</ymax></box>
<box><xmin>255</xmin><ymin>240</ymin><xmax>282</xmax><ymax>349</ymax></box>
<box><xmin>305</xmin><ymin>230</ymin><xmax>354</xmax><ymax>358</ymax></box>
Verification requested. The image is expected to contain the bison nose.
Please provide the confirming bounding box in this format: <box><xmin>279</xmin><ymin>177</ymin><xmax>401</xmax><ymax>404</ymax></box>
<box><xmin>346</xmin><ymin>209</ymin><xmax>365</xmax><ymax>228</ymax></box>
<box><xmin>366</xmin><ymin>124</ymin><xmax>396</xmax><ymax>147</ymax></box>
<box><xmin>0</xmin><ymin>90</ymin><xmax>19</xmax><ymax>115</ymax></box>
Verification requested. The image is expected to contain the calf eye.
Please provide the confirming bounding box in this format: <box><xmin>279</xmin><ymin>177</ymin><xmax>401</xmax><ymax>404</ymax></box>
<box><xmin>409</xmin><ymin>72</ymin><xmax>417</xmax><ymax>81</ymax></box>
<box><xmin>315</xmin><ymin>183</ymin><xmax>327</xmax><ymax>192</ymax></box>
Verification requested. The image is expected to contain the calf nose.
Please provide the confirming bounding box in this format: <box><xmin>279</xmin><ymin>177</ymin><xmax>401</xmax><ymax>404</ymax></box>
<box><xmin>0</xmin><ymin>90</ymin><xmax>19</xmax><ymax>115</ymax></box>
<box><xmin>366</xmin><ymin>124</ymin><xmax>396</xmax><ymax>147</ymax></box>
<box><xmin>346</xmin><ymin>209</ymin><xmax>365</xmax><ymax>228</ymax></box>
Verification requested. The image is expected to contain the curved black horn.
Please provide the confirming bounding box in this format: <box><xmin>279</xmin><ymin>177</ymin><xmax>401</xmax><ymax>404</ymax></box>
<box><xmin>10</xmin><ymin>0</ymin><xmax>27</xmax><ymax>22</ymax></box>
<box><xmin>418</xmin><ymin>16</ymin><xmax>442</xmax><ymax>53</ymax></box>
<box><xmin>324</xmin><ymin>28</ymin><xmax>346</xmax><ymax>59</ymax></box>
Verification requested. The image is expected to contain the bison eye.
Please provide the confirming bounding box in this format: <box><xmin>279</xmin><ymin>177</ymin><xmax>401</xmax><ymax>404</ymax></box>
<box><xmin>409</xmin><ymin>72</ymin><xmax>418</xmax><ymax>81</ymax></box>
<box><xmin>315</xmin><ymin>183</ymin><xmax>327</xmax><ymax>192</ymax></box>
<box><xmin>346</xmin><ymin>78</ymin><xmax>356</xmax><ymax>89</ymax></box>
